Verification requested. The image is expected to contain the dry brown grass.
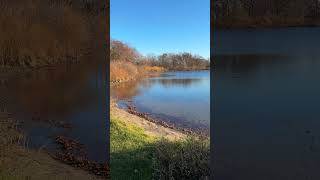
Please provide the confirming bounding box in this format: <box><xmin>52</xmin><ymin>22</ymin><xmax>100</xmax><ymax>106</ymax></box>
<box><xmin>0</xmin><ymin>0</ymin><xmax>90</xmax><ymax>68</ymax></box>
<box><xmin>153</xmin><ymin>137</ymin><xmax>210</xmax><ymax>180</ymax></box>
<box><xmin>143</xmin><ymin>66</ymin><xmax>165</xmax><ymax>73</ymax></box>
<box><xmin>110</xmin><ymin>61</ymin><xmax>139</xmax><ymax>83</ymax></box>
<box><xmin>110</xmin><ymin>62</ymin><xmax>166</xmax><ymax>83</ymax></box>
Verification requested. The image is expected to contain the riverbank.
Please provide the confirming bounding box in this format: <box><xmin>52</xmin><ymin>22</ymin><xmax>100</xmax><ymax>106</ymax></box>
<box><xmin>111</xmin><ymin>100</ymin><xmax>185</xmax><ymax>140</ymax></box>
<box><xmin>110</xmin><ymin>100</ymin><xmax>210</xmax><ymax>179</ymax></box>
<box><xmin>0</xmin><ymin>113</ymin><xmax>103</xmax><ymax>180</ymax></box>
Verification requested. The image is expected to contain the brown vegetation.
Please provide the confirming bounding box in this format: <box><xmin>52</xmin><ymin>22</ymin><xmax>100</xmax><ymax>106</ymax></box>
<box><xmin>143</xmin><ymin>66</ymin><xmax>165</xmax><ymax>72</ymax></box>
<box><xmin>110</xmin><ymin>40</ymin><xmax>165</xmax><ymax>83</ymax></box>
<box><xmin>110</xmin><ymin>39</ymin><xmax>209</xmax><ymax>83</ymax></box>
<box><xmin>0</xmin><ymin>0</ymin><xmax>106</xmax><ymax>68</ymax></box>
<box><xmin>153</xmin><ymin>138</ymin><xmax>210</xmax><ymax>180</ymax></box>
<box><xmin>110</xmin><ymin>61</ymin><xmax>140</xmax><ymax>83</ymax></box>
<box><xmin>213</xmin><ymin>0</ymin><xmax>320</xmax><ymax>28</ymax></box>
<box><xmin>111</xmin><ymin>40</ymin><xmax>140</xmax><ymax>62</ymax></box>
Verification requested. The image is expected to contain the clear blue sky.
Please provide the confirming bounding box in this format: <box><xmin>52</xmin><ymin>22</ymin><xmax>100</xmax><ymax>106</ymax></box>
<box><xmin>111</xmin><ymin>0</ymin><xmax>210</xmax><ymax>59</ymax></box>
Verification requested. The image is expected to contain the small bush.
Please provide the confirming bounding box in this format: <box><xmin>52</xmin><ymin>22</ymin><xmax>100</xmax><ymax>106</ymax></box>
<box><xmin>153</xmin><ymin>137</ymin><xmax>210</xmax><ymax>180</ymax></box>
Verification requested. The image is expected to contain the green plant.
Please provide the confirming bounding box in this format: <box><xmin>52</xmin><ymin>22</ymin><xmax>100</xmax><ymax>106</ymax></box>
<box><xmin>110</xmin><ymin>116</ymin><xmax>155</xmax><ymax>179</ymax></box>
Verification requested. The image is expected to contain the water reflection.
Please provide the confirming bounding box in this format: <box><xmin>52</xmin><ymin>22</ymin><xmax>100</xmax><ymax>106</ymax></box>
<box><xmin>111</xmin><ymin>71</ymin><xmax>210</xmax><ymax>131</ymax></box>
<box><xmin>0</xmin><ymin>61</ymin><xmax>108</xmax><ymax>162</ymax></box>
<box><xmin>213</xmin><ymin>28</ymin><xmax>320</xmax><ymax>179</ymax></box>
<box><xmin>111</xmin><ymin>80</ymin><xmax>143</xmax><ymax>100</ymax></box>
<box><xmin>149</xmin><ymin>78</ymin><xmax>204</xmax><ymax>88</ymax></box>
<box><xmin>8</xmin><ymin>66</ymin><xmax>97</xmax><ymax>119</ymax></box>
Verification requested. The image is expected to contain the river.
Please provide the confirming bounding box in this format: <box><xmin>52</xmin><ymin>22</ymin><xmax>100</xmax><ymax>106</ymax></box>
<box><xmin>212</xmin><ymin>27</ymin><xmax>320</xmax><ymax>180</ymax></box>
<box><xmin>0</xmin><ymin>61</ymin><xmax>108</xmax><ymax>163</ymax></box>
<box><xmin>111</xmin><ymin>70</ymin><xmax>210</xmax><ymax>133</ymax></box>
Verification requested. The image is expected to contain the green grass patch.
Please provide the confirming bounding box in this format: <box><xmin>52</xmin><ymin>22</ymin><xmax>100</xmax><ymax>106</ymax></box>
<box><xmin>110</xmin><ymin>116</ymin><xmax>155</xmax><ymax>180</ymax></box>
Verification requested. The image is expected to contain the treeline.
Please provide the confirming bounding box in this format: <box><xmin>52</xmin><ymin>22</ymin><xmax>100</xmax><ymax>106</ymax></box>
<box><xmin>213</xmin><ymin>0</ymin><xmax>320</xmax><ymax>28</ymax></box>
<box><xmin>141</xmin><ymin>53</ymin><xmax>209</xmax><ymax>71</ymax></box>
<box><xmin>111</xmin><ymin>40</ymin><xmax>209</xmax><ymax>70</ymax></box>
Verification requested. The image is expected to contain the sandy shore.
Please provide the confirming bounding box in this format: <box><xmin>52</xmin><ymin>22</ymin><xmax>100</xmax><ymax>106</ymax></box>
<box><xmin>110</xmin><ymin>101</ymin><xmax>186</xmax><ymax>141</ymax></box>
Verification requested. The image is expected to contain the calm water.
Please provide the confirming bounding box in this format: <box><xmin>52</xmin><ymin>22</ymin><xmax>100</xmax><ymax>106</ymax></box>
<box><xmin>0</xmin><ymin>61</ymin><xmax>108</xmax><ymax>162</ymax></box>
<box><xmin>111</xmin><ymin>71</ymin><xmax>210</xmax><ymax>132</ymax></box>
<box><xmin>213</xmin><ymin>27</ymin><xmax>320</xmax><ymax>180</ymax></box>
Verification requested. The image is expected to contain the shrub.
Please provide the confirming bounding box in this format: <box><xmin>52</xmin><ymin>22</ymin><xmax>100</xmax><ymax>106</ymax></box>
<box><xmin>153</xmin><ymin>137</ymin><xmax>210</xmax><ymax>180</ymax></box>
<box><xmin>110</xmin><ymin>61</ymin><xmax>139</xmax><ymax>82</ymax></box>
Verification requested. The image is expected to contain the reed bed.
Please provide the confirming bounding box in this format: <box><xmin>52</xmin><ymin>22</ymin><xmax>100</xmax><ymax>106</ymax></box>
<box><xmin>0</xmin><ymin>0</ymin><xmax>90</xmax><ymax>68</ymax></box>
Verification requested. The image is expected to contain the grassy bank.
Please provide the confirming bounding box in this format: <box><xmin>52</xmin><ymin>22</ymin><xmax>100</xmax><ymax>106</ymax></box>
<box><xmin>110</xmin><ymin>116</ymin><xmax>155</xmax><ymax>179</ymax></box>
<box><xmin>0</xmin><ymin>114</ymin><xmax>102</xmax><ymax>180</ymax></box>
<box><xmin>110</xmin><ymin>106</ymin><xmax>210</xmax><ymax>180</ymax></box>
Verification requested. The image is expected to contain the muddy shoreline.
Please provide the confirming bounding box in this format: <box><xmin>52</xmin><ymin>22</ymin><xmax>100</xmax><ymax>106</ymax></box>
<box><xmin>127</xmin><ymin>104</ymin><xmax>209</xmax><ymax>137</ymax></box>
<box><xmin>0</xmin><ymin>112</ymin><xmax>107</xmax><ymax>179</ymax></box>
<box><xmin>51</xmin><ymin>136</ymin><xmax>109</xmax><ymax>178</ymax></box>
<box><xmin>112</xmin><ymin>99</ymin><xmax>209</xmax><ymax>139</ymax></box>
<box><xmin>27</xmin><ymin>109</ymin><xmax>109</xmax><ymax>178</ymax></box>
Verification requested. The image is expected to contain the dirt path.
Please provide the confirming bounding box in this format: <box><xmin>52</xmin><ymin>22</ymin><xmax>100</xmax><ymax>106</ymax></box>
<box><xmin>110</xmin><ymin>102</ymin><xmax>186</xmax><ymax>141</ymax></box>
<box><xmin>1</xmin><ymin>149</ymin><xmax>104</xmax><ymax>180</ymax></box>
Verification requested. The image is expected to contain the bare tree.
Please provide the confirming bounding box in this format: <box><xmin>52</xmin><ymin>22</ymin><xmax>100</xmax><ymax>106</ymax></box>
<box><xmin>110</xmin><ymin>40</ymin><xmax>140</xmax><ymax>63</ymax></box>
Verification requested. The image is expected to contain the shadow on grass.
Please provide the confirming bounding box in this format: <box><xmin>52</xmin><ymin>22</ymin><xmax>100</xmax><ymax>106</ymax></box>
<box><xmin>110</xmin><ymin>116</ymin><xmax>210</xmax><ymax>180</ymax></box>
<box><xmin>110</xmin><ymin>146</ymin><xmax>155</xmax><ymax>180</ymax></box>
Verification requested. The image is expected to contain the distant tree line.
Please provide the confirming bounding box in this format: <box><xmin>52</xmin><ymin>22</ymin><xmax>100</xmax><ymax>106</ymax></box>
<box><xmin>139</xmin><ymin>53</ymin><xmax>209</xmax><ymax>70</ymax></box>
<box><xmin>213</xmin><ymin>0</ymin><xmax>320</xmax><ymax>27</ymax></box>
<box><xmin>111</xmin><ymin>40</ymin><xmax>209</xmax><ymax>70</ymax></box>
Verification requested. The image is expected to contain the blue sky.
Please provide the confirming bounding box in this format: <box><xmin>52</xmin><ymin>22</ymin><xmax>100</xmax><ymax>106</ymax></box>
<box><xmin>111</xmin><ymin>0</ymin><xmax>210</xmax><ymax>59</ymax></box>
